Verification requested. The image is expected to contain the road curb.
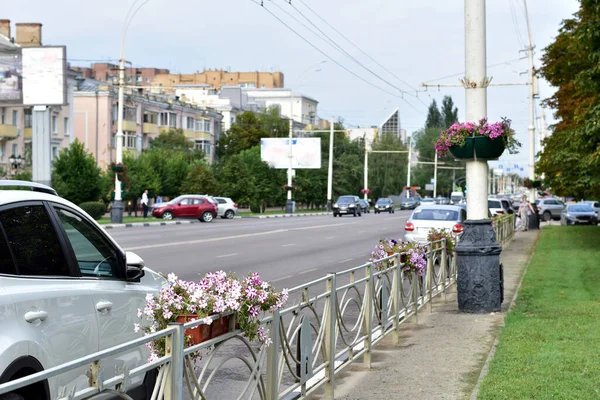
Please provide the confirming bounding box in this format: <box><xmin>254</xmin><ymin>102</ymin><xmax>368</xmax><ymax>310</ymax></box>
<box><xmin>240</xmin><ymin>212</ymin><xmax>331</xmax><ymax>219</ymax></box>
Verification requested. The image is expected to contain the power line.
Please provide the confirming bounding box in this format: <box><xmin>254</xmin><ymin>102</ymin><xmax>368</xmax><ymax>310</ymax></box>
<box><xmin>508</xmin><ymin>0</ymin><xmax>526</xmax><ymax>49</ymax></box>
<box><xmin>251</xmin><ymin>0</ymin><xmax>425</xmax><ymax>116</ymax></box>
<box><xmin>422</xmin><ymin>58</ymin><xmax>526</xmax><ymax>84</ymax></box>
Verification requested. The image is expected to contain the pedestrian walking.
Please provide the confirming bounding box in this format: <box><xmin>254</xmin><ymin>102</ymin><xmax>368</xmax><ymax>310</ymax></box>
<box><xmin>142</xmin><ymin>189</ymin><xmax>149</xmax><ymax>218</ymax></box>
<box><xmin>518</xmin><ymin>194</ymin><xmax>534</xmax><ymax>231</ymax></box>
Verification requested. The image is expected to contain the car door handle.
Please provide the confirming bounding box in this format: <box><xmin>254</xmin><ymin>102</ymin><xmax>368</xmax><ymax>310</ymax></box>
<box><xmin>24</xmin><ymin>310</ymin><xmax>48</xmax><ymax>323</ymax></box>
<box><xmin>96</xmin><ymin>301</ymin><xmax>113</xmax><ymax>312</ymax></box>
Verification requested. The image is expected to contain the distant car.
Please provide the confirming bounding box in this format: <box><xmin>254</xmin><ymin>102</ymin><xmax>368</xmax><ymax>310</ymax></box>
<box><xmin>359</xmin><ymin>199</ymin><xmax>370</xmax><ymax>213</ymax></box>
<box><xmin>213</xmin><ymin>197</ymin><xmax>238</xmax><ymax>219</ymax></box>
<box><xmin>536</xmin><ymin>197</ymin><xmax>566</xmax><ymax>221</ymax></box>
<box><xmin>374</xmin><ymin>197</ymin><xmax>395</xmax><ymax>214</ymax></box>
<box><xmin>333</xmin><ymin>195</ymin><xmax>362</xmax><ymax>217</ymax></box>
<box><xmin>450</xmin><ymin>191</ymin><xmax>465</xmax><ymax>204</ymax></box>
<box><xmin>400</xmin><ymin>197</ymin><xmax>420</xmax><ymax>210</ymax></box>
<box><xmin>151</xmin><ymin>194</ymin><xmax>218</xmax><ymax>222</ymax></box>
<box><xmin>561</xmin><ymin>204</ymin><xmax>598</xmax><ymax>225</ymax></box>
<box><xmin>435</xmin><ymin>196</ymin><xmax>450</xmax><ymax>205</ymax></box>
<box><xmin>488</xmin><ymin>198</ymin><xmax>504</xmax><ymax>216</ymax></box>
<box><xmin>420</xmin><ymin>198</ymin><xmax>435</xmax><ymax>205</ymax></box>
<box><xmin>404</xmin><ymin>205</ymin><xmax>467</xmax><ymax>243</ymax></box>
<box><xmin>456</xmin><ymin>203</ymin><xmax>493</xmax><ymax>218</ymax></box>
<box><xmin>580</xmin><ymin>200</ymin><xmax>600</xmax><ymax>216</ymax></box>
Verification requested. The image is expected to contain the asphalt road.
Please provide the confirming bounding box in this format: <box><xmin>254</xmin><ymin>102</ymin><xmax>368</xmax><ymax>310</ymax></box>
<box><xmin>108</xmin><ymin>211</ymin><xmax>412</xmax><ymax>290</ymax></box>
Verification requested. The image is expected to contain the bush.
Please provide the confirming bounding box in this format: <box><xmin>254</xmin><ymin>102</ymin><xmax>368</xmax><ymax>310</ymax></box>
<box><xmin>79</xmin><ymin>202</ymin><xmax>106</xmax><ymax>220</ymax></box>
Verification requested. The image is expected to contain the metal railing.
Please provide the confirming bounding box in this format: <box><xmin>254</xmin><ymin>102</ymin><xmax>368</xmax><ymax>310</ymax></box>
<box><xmin>0</xmin><ymin>239</ymin><xmax>457</xmax><ymax>400</ymax></box>
<box><xmin>492</xmin><ymin>214</ymin><xmax>515</xmax><ymax>246</ymax></box>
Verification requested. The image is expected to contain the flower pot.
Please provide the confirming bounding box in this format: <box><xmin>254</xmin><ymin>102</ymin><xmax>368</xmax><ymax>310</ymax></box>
<box><xmin>449</xmin><ymin>136</ymin><xmax>505</xmax><ymax>160</ymax></box>
<box><xmin>210</xmin><ymin>315</ymin><xmax>232</xmax><ymax>338</ymax></box>
<box><xmin>176</xmin><ymin>315</ymin><xmax>212</xmax><ymax>345</ymax></box>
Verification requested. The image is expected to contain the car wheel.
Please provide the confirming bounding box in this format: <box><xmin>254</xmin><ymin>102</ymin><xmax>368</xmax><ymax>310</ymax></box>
<box><xmin>333</xmin><ymin>213</ymin><xmax>337</xmax><ymax>217</ymax></box>
<box><xmin>542</xmin><ymin>211</ymin><xmax>551</xmax><ymax>222</ymax></box>
<box><xmin>162</xmin><ymin>211</ymin><xmax>173</xmax><ymax>220</ymax></box>
<box><xmin>389</xmin><ymin>209</ymin><xmax>392</xmax><ymax>214</ymax></box>
<box><xmin>224</xmin><ymin>210</ymin><xmax>235</xmax><ymax>219</ymax></box>
<box><xmin>201</xmin><ymin>211</ymin><xmax>214</xmax><ymax>223</ymax></box>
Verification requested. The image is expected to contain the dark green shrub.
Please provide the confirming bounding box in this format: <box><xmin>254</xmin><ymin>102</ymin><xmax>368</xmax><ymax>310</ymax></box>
<box><xmin>79</xmin><ymin>202</ymin><xmax>106</xmax><ymax>220</ymax></box>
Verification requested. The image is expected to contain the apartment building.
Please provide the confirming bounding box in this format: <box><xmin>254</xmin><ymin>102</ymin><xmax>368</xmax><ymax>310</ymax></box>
<box><xmin>0</xmin><ymin>20</ymin><xmax>73</xmax><ymax>178</ymax></box>
<box><xmin>73</xmin><ymin>79</ymin><xmax>222</xmax><ymax>167</ymax></box>
<box><xmin>71</xmin><ymin>63</ymin><xmax>169</xmax><ymax>87</ymax></box>
<box><xmin>152</xmin><ymin>69</ymin><xmax>284</xmax><ymax>91</ymax></box>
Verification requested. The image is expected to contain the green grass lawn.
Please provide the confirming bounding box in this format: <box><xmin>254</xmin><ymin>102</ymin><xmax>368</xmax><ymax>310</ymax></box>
<box><xmin>478</xmin><ymin>226</ymin><xmax>600</xmax><ymax>399</ymax></box>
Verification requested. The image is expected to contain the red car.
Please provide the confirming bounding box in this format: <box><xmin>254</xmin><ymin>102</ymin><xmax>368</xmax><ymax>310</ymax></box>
<box><xmin>151</xmin><ymin>195</ymin><xmax>218</xmax><ymax>222</ymax></box>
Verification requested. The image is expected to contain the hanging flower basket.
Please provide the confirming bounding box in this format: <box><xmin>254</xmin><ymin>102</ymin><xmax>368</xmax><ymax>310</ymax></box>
<box><xmin>523</xmin><ymin>178</ymin><xmax>542</xmax><ymax>189</ymax></box>
<box><xmin>361</xmin><ymin>188</ymin><xmax>371</xmax><ymax>195</ymax></box>
<box><xmin>436</xmin><ymin>118</ymin><xmax>521</xmax><ymax>160</ymax></box>
<box><xmin>283</xmin><ymin>184</ymin><xmax>296</xmax><ymax>191</ymax></box>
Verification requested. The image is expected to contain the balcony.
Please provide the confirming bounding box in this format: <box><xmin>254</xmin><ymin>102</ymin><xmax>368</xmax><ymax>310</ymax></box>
<box><xmin>122</xmin><ymin>120</ymin><xmax>137</xmax><ymax>132</ymax></box>
<box><xmin>183</xmin><ymin>129</ymin><xmax>198</xmax><ymax>139</ymax></box>
<box><xmin>0</xmin><ymin>125</ymin><xmax>18</xmax><ymax>139</ymax></box>
<box><xmin>143</xmin><ymin>123</ymin><xmax>159</xmax><ymax>135</ymax></box>
<box><xmin>159</xmin><ymin>126</ymin><xmax>176</xmax><ymax>134</ymax></box>
<box><xmin>24</xmin><ymin>127</ymin><xmax>32</xmax><ymax>140</ymax></box>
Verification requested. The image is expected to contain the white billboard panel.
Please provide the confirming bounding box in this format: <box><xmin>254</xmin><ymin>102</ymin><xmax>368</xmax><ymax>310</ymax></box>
<box><xmin>260</xmin><ymin>138</ymin><xmax>321</xmax><ymax>169</ymax></box>
<box><xmin>22</xmin><ymin>46</ymin><xmax>67</xmax><ymax>105</ymax></box>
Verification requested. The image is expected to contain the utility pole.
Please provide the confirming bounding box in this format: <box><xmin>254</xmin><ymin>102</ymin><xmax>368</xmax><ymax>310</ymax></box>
<box><xmin>456</xmin><ymin>0</ymin><xmax>502</xmax><ymax>314</ymax></box>
<box><xmin>406</xmin><ymin>136</ymin><xmax>412</xmax><ymax>198</ymax></box>
<box><xmin>433</xmin><ymin>150</ymin><xmax>438</xmax><ymax>198</ymax></box>
<box><xmin>111</xmin><ymin>48</ymin><xmax>126</xmax><ymax>223</ymax></box>
<box><xmin>363</xmin><ymin>150</ymin><xmax>368</xmax><ymax>202</ymax></box>
<box><xmin>286</xmin><ymin>105</ymin><xmax>294</xmax><ymax>213</ymax></box>
<box><xmin>326</xmin><ymin>117</ymin><xmax>334</xmax><ymax>211</ymax></box>
<box><xmin>523</xmin><ymin>0</ymin><xmax>537</xmax><ymax>203</ymax></box>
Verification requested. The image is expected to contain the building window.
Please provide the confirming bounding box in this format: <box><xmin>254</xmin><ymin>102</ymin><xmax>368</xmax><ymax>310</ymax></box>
<box><xmin>112</xmin><ymin>104</ymin><xmax>118</xmax><ymax>124</ymax></box>
<box><xmin>12</xmin><ymin>144</ymin><xmax>17</xmax><ymax>157</ymax></box>
<box><xmin>124</xmin><ymin>133</ymin><xmax>137</xmax><ymax>149</ymax></box>
<box><xmin>12</xmin><ymin>110</ymin><xmax>18</xmax><ymax>126</ymax></box>
<box><xmin>194</xmin><ymin>140</ymin><xmax>211</xmax><ymax>156</ymax></box>
<box><xmin>1</xmin><ymin>108</ymin><xmax>5</xmax><ymax>124</ymax></box>
<box><xmin>169</xmin><ymin>112</ymin><xmax>177</xmax><ymax>128</ymax></box>
<box><xmin>146</xmin><ymin>77</ymin><xmax>151</xmax><ymax>83</ymax></box>
<box><xmin>186</xmin><ymin>116</ymin><xmax>195</xmax><ymax>130</ymax></box>
<box><xmin>64</xmin><ymin>117</ymin><xmax>69</xmax><ymax>135</ymax></box>
<box><xmin>143</xmin><ymin>112</ymin><xmax>157</xmax><ymax>124</ymax></box>
<box><xmin>124</xmin><ymin>106</ymin><xmax>137</xmax><ymax>122</ymax></box>
<box><xmin>0</xmin><ymin>143</ymin><xmax>4</xmax><ymax>160</ymax></box>
<box><xmin>195</xmin><ymin>119</ymin><xmax>211</xmax><ymax>133</ymax></box>
<box><xmin>159</xmin><ymin>112</ymin><xmax>177</xmax><ymax>128</ymax></box>
<box><xmin>51</xmin><ymin>116</ymin><xmax>57</xmax><ymax>134</ymax></box>
<box><xmin>24</xmin><ymin>109</ymin><xmax>32</xmax><ymax>128</ymax></box>
<box><xmin>51</xmin><ymin>146</ymin><xmax>58</xmax><ymax>160</ymax></box>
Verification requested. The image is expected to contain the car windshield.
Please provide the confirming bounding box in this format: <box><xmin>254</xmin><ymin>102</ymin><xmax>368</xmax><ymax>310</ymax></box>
<box><xmin>412</xmin><ymin>208</ymin><xmax>459</xmax><ymax>221</ymax></box>
<box><xmin>359</xmin><ymin>200</ymin><xmax>367</xmax><ymax>205</ymax></box>
<box><xmin>169</xmin><ymin>196</ymin><xmax>184</xmax><ymax>204</ymax></box>
<box><xmin>488</xmin><ymin>200</ymin><xmax>501</xmax><ymax>208</ymax></box>
<box><xmin>376</xmin><ymin>198</ymin><xmax>391</xmax><ymax>205</ymax></box>
<box><xmin>568</xmin><ymin>205</ymin><xmax>593</xmax><ymax>212</ymax></box>
<box><xmin>337</xmin><ymin>196</ymin><xmax>355</xmax><ymax>204</ymax></box>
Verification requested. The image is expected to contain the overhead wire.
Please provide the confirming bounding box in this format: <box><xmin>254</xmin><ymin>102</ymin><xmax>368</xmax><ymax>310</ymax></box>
<box><xmin>250</xmin><ymin>0</ymin><xmax>425</xmax><ymax>116</ymax></box>
<box><xmin>508</xmin><ymin>0</ymin><xmax>526</xmax><ymax>49</ymax></box>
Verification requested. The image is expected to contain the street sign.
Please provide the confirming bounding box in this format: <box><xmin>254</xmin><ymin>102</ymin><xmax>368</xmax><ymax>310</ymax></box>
<box><xmin>425</xmin><ymin>184</ymin><xmax>434</xmax><ymax>191</ymax></box>
<box><xmin>430</xmin><ymin>178</ymin><xmax>435</xmax><ymax>184</ymax></box>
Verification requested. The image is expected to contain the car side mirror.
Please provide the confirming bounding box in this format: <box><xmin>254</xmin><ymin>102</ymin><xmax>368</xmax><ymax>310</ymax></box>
<box><xmin>125</xmin><ymin>251</ymin><xmax>145</xmax><ymax>282</ymax></box>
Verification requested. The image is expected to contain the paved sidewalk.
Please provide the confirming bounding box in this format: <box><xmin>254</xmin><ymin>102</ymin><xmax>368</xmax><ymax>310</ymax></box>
<box><xmin>309</xmin><ymin>230</ymin><xmax>539</xmax><ymax>400</ymax></box>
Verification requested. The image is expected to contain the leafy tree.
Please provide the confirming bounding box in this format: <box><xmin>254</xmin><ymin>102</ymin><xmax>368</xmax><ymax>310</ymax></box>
<box><xmin>537</xmin><ymin>1</ymin><xmax>600</xmax><ymax>199</ymax></box>
<box><xmin>258</xmin><ymin>106</ymin><xmax>289</xmax><ymax>138</ymax></box>
<box><xmin>216</xmin><ymin>111</ymin><xmax>269</xmax><ymax>160</ymax></box>
<box><xmin>368</xmin><ymin>133</ymin><xmax>408</xmax><ymax>199</ymax></box>
<box><xmin>52</xmin><ymin>140</ymin><xmax>102</xmax><ymax>205</ymax></box>
<box><xmin>140</xmin><ymin>148</ymin><xmax>190</xmax><ymax>198</ymax></box>
<box><xmin>180</xmin><ymin>162</ymin><xmax>219</xmax><ymax>195</ymax></box>
<box><xmin>425</xmin><ymin>99</ymin><xmax>443</xmax><ymax>129</ymax></box>
<box><xmin>237</xmin><ymin>146</ymin><xmax>286</xmax><ymax>212</ymax></box>
<box><xmin>149</xmin><ymin>128</ymin><xmax>192</xmax><ymax>152</ymax></box>
<box><xmin>215</xmin><ymin>155</ymin><xmax>256</xmax><ymax>206</ymax></box>
<box><xmin>123</xmin><ymin>151</ymin><xmax>161</xmax><ymax>203</ymax></box>
<box><xmin>440</xmin><ymin>96</ymin><xmax>459</xmax><ymax>128</ymax></box>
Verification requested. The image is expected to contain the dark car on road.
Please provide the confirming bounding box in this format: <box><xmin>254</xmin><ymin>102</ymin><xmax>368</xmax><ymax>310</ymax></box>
<box><xmin>359</xmin><ymin>199</ymin><xmax>370</xmax><ymax>213</ymax></box>
<box><xmin>400</xmin><ymin>197</ymin><xmax>420</xmax><ymax>210</ymax></box>
<box><xmin>333</xmin><ymin>195</ymin><xmax>362</xmax><ymax>217</ymax></box>
<box><xmin>560</xmin><ymin>204</ymin><xmax>598</xmax><ymax>225</ymax></box>
<box><xmin>374</xmin><ymin>197</ymin><xmax>395</xmax><ymax>214</ymax></box>
<box><xmin>151</xmin><ymin>195</ymin><xmax>218</xmax><ymax>222</ymax></box>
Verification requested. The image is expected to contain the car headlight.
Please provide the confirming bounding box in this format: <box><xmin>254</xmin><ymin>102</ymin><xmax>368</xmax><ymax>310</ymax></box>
<box><xmin>349</xmin><ymin>204</ymin><xmax>355</xmax><ymax>207</ymax></box>
<box><xmin>385</xmin><ymin>205</ymin><xmax>389</xmax><ymax>208</ymax></box>
<box><xmin>333</xmin><ymin>203</ymin><xmax>338</xmax><ymax>208</ymax></box>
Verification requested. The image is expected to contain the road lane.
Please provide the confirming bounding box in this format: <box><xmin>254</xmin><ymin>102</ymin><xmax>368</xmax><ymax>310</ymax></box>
<box><xmin>107</xmin><ymin>212</ymin><xmax>412</xmax><ymax>288</ymax></box>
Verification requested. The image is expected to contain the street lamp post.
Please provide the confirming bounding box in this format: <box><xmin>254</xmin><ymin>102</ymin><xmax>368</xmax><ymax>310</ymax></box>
<box><xmin>9</xmin><ymin>154</ymin><xmax>23</xmax><ymax>174</ymax></box>
<box><xmin>455</xmin><ymin>0</ymin><xmax>503</xmax><ymax>313</ymax></box>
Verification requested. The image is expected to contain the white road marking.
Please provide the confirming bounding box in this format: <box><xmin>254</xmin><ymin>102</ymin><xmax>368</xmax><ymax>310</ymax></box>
<box><xmin>299</xmin><ymin>268</ymin><xmax>318</xmax><ymax>274</ymax></box>
<box><xmin>340</xmin><ymin>258</ymin><xmax>354</xmax><ymax>263</ymax></box>
<box><xmin>326</xmin><ymin>236</ymin><xmax>335</xmax><ymax>239</ymax></box>
<box><xmin>272</xmin><ymin>274</ymin><xmax>293</xmax><ymax>282</ymax></box>
<box><xmin>357</xmin><ymin>230</ymin><xmax>366</xmax><ymax>233</ymax></box>
<box><xmin>282</xmin><ymin>243</ymin><xmax>295</xmax><ymax>247</ymax></box>
<box><xmin>125</xmin><ymin>222</ymin><xmax>354</xmax><ymax>251</ymax></box>
<box><xmin>217</xmin><ymin>253</ymin><xmax>238</xmax><ymax>258</ymax></box>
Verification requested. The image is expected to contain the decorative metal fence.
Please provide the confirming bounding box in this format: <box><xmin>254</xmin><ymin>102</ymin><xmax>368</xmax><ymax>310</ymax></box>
<box><xmin>492</xmin><ymin>214</ymin><xmax>515</xmax><ymax>246</ymax></box>
<box><xmin>0</xmin><ymin>240</ymin><xmax>457</xmax><ymax>400</ymax></box>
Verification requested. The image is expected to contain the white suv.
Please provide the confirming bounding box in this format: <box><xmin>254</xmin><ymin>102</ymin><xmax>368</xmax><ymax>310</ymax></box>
<box><xmin>213</xmin><ymin>197</ymin><xmax>238</xmax><ymax>219</ymax></box>
<box><xmin>0</xmin><ymin>181</ymin><xmax>162</xmax><ymax>399</ymax></box>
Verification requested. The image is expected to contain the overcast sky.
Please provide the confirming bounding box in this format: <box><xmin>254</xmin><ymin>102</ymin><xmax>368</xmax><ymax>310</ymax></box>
<box><xmin>5</xmin><ymin>0</ymin><xmax>580</xmax><ymax>173</ymax></box>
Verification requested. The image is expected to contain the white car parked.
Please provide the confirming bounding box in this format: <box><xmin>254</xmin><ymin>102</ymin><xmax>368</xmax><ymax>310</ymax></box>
<box><xmin>404</xmin><ymin>204</ymin><xmax>466</xmax><ymax>243</ymax></box>
<box><xmin>0</xmin><ymin>181</ymin><xmax>162</xmax><ymax>399</ymax></box>
<box><xmin>213</xmin><ymin>197</ymin><xmax>238</xmax><ymax>219</ymax></box>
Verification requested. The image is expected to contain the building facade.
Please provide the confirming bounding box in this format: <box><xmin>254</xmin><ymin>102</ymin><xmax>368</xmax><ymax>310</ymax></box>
<box><xmin>72</xmin><ymin>79</ymin><xmax>222</xmax><ymax>167</ymax></box>
<box><xmin>0</xmin><ymin>20</ymin><xmax>74</xmax><ymax>178</ymax></box>
<box><xmin>152</xmin><ymin>70</ymin><xmax>284</xmax><ymax>91</ymax></box>
<box><xmin>71</xmin><ymin>63</ymin><xmax>169</xmax><ymax>87</ymax></box>
<box><xmin>243</xmin><ymin>88</ymin><xmax>318</xmax><ymax>125</ymax></box>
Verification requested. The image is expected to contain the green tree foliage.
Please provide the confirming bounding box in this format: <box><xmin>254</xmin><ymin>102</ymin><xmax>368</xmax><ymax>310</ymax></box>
<box><xmin>12</xmin><ymin>171</ymin><xmax>32</xmax><ymax>181</ymax></box>
<box><xmin>52</xmin><ymin>140</ymin><xmax>102</xmax><ymax>205</ymax></box>
<box><xmin>368</xmin><ymin>133</ymin><xmax>408</xmax><ymax>199</ymax></box>
<box><xmin>216</xmin><ymin>112</ymin><xmax>269</xmax><ymax>160</ymax></box>
<box><xmin>537</xmin><ymin>1</ymin><xmax>600</xmax><ymax>199</ymax></box>
<box><xmin>440</xmin><ymin>95</ymin><xmax>459</xmax><ymax>129</ymax></box>
<box><xmin>149</xmin><ymin>128</ymin><xmax>192</xmax><ymax>152</ymax></box>
<box><xmin>180</xmin><ymin>162</ymin><xmax>219</xmax><ymax>195</ymax></box>
<box><xmin>123</xmin><ymin>151</ymin><xmax>161</xmax><ymax>201</ymax></box>
<box><xmin>258</xmin><ymin>106</ymin><xmax>289</xmax><ymax>138</ymax></box>
<box><xmin>425</xmin><ymin>99</ymin><xmax>444</xmax><ymax>129</ymax></box>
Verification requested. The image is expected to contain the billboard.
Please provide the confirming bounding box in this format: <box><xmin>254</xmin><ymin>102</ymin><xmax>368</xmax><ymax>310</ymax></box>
<box><xmin>260</xmin><ymin>138</ymin><xmax>322</xmax><ymax>169</ymax></box>
<box><xmin>0</xmin><ymin>49</ymin><xmax>23</xmax><ymax>104</ymax></box>
<box><xmin>22</xmin><ymin>46</ymin><xmax>67</xmax><ymax>105</ymax></box>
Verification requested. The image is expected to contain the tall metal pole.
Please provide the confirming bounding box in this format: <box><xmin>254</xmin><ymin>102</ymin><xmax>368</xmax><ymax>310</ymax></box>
<box><xmin>406</xmin><ymin>136</ymin><xmax>412</xmax><ymax>198</ymax></box>
<box><xmin>326</xmin><ymin>117</ymin><xmax>334</xmax><ymax>211</ymax></box>
<box><xmin>523</xmin><ymin>0</ymin><xmax>536</xmax><ymax>202</ymax></box>
<box><xmin>456</xmin><ymin>0</ymin><xmax>502</xmax><ymax>314</ymax></box>
<box><xmin>286</xmin><ymin>90</ymin><xmax>294</xmax><ymax>214</ymax></box>
<box><xmin>433</xmin><ymin>150</ymin><xmax>438</xmax><ymax>198</ymax></box>
<box><xmin>363</xmin><ymin>150</ymin><xmax>368</xmax><ymax>201</ymax></box>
